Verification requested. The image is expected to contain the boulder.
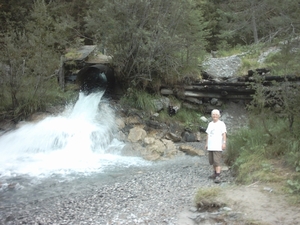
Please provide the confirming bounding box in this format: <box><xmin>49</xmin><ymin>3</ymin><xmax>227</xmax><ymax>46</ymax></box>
<box><xmin>128</xmin><ymin>127</ymin><xmax>147</xmax><ymax>143</ymax></box>
<box><xmin>202</xmin><ymin>55</ymin><xmax>242</xmax><ymax>78</ymax></box>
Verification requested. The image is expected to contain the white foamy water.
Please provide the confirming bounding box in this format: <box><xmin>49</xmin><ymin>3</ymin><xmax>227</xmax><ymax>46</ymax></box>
<box><xmin>0</xmin><ymin>91</ymin><xmax>149</xmax><ymax>179</ymax></box>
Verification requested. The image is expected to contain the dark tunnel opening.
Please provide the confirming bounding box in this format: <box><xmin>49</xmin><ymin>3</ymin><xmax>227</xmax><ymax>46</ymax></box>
<box><xmin>76</xmin><ymin>64</ymin><xmax>115</xmax><ymax>96</ymax></box>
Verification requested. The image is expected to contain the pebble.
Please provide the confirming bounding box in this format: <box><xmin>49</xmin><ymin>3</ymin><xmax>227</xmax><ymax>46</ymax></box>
<box><xmin>0</xmin><ymin>155</ymin><xmax>234</xmax><ymax>225</ymax></box>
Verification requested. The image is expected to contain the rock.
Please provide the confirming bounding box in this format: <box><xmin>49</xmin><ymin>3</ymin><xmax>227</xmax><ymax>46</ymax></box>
<box><xmin>210</xmin><ymin>98</ymin><xmax>218</xmax><ymax>105</ymax></box>
<box><xmin>116</xmin><ymin>130</ymin><xmax>127</xmax><ymax>141</ymax></box>
<box><xmin>161</xmin><ymin>139</ymin><xmax>177</xmax><ymax>152</ymax></box>
<box><xmin>128</xmin><ymin>127</ymin><xmax>147</xmax><ymax>142</ymax></box>
<box><xmin>115</xmin><ymin>118</ymin><xmax>125</xmax><ymax>129</ymax></box>
<box><xmin>165</xmin><ymin>132</ymin><xmax>182</xmax><ymax>142</ymax></box>
<box><xmin>145</xmin><ymin>119</ymin><xmax>164</xmax><ymax>129</ymax></box>
<box><xmin>152</xmin><ymin>97</ymin><xmax>170</xmax><ymax>112</ymax></box>
<box><xmin>143</xmin><ymin>152</ymin><xmax>161</xmax><ymax>161</ymax></box>
<box><xmin>126</xmin><ymin>116</ymin><xmax>142</xmax><ymax>125</ymax></box>
<box><xmin>145</xmin><ymin>139</ymin><xmax>165</xmax><ymax>155</ymax></box>
<box><xmin>28</xmin><ymin>112</ymin><xmax>50</xmax><ymax>122</ymax></box>
<box><xmin>258</xmin><ymin>46</ymin><xmax>281</xmax><ymax>63</ymax></box>
<box><xmin>202</xmin><ymin>55</ymin><xmax>242</xmax><ymax>78</ymax></box>
<box><xmin>179</xmin><ymin>144</ymin><xmax>205</xmax><ymax>156</ymax></box>
<box><xmin>196</xmin><ymin>132</ymin><xmax>201</xmax><ymax>141</ymax></box>
<box><xmin>200</xmin><ymin>116</ymin><xmax>208</xmax><ymax>122</ymax></box>
<box><xmin>144</xmin><ymin>137</ymin><xmax>155</xmax><ymax>145</ymax></box>
<box><xmin>152</xmin><ymin>113</ymin><xmax>159</xmax><ymax>117</ymax></box>
<box><xmin>181</xmin><ymin>131</ymin><xmax>197</xmax><ymax>142</ymax></box>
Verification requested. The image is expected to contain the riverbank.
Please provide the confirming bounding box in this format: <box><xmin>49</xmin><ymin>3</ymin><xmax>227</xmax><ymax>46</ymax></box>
<box><xmin>2</xmin><ymin>152</ymin><xmax>300</xmax><ymax>225</ymax></box>
<box><xmin>1</xmin><ymin>97</ymin><xmax>300</xmax><ymax>224</ymax></box>
<box><xmin>1</xmin><ymin>155</ymin><xmax>231</xmax><ymax>225</ymax></box>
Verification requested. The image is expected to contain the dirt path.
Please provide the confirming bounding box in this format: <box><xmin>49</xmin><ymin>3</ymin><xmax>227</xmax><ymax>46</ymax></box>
<box><xmin>221</xmin><ymin>183</ymin><xmax>300</xmax><ymax>225</ymax></box>
<box><xmin>177</xmin><ymin>181</ymin><xmax>300</xmax><ymax>225</ymax></box>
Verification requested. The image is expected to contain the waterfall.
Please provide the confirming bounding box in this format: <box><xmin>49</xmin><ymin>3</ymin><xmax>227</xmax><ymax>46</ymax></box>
<box><xmin>0</xmin><ymin>91</ymin><xmax>149</xmax><ymax>179</ymax></box>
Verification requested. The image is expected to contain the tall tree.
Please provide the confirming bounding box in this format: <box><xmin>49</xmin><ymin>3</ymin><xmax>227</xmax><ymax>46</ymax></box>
<box><xmin>0</xmin><ymin>0</ymin><xmax>77</xmax><ymax>120</ymax></box>
<box><xmin>0</xmin><ymin>0</ymin><xmax>33</xmax><ymax>33</ymax></box>
<box><xmin>85</xmin><ymin>0</ymin><xmax>209</xmax><ymax>91</ymax></box>
<box><xmin>194</xmin><ymin>0</ymin><xmax>224</xmax><ymax>51</ymax></box>
<box><xmin>217</xmin><ymin>0</ymin><xmax>300</xmax><ymax>45</ymax></box>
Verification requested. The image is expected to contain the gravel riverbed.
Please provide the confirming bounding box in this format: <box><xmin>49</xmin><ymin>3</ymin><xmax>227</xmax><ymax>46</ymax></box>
<box><xmin>0</xmin><ymin>154</ymin><xmax>234</xmax><ymax>225</ymax></box>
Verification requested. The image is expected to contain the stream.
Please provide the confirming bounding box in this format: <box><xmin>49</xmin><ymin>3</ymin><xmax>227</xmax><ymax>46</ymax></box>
<box><xmin>0</xmin><ymin>91</ymin><xmax>152</xmax><ymax>207</ymax></box>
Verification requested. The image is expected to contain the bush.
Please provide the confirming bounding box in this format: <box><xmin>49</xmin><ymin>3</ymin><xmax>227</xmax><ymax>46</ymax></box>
<box><xmin>224</xmin><ymin>113</ymin><xmax>300</xmax><ymax>184</ymax></box>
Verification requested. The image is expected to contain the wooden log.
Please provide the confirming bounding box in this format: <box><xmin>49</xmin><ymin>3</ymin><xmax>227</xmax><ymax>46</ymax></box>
<box><xmin>160</xmin><ymin>88</ymin><xmax>174</xmax><ymax>95</ymax></box>
<box><xmin>192</xmin><ymin>80</ymin><xmax>250</xmax><ymax>86</ymax></box>
<box><xmin>161</xmin><ymin>74</ymin><xmax>300</xmax><ymax>103</ymax></box>
<box><xmin>181</xmin><ymin>85</ymin><xmax>254</xmax><ymax>94</ymax></box>
<box><xmin>161</xmin><ymin>88</ymin><xmax>253</xmax><ymax>100</ymax></box>
<box><xmin>185</xmin><ymin>97</ymin><xmax>203</xmax><ymax>104</ymax></box>
<box><xmin>263</xmin><ymin>75</ymin><xmax>299</xmax><ymax>81</ymax></box>
<box><xmin>193</xmin><ymin>75</ymin><xmax>300</xmax><ymax>85</ymax></box>
<box><xmin>183</xmin><ymin>91</ymin><xmax>252</xmax><ymax>100</ymax></box>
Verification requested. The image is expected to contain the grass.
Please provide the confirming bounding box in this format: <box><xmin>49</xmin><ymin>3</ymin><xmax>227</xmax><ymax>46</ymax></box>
<box><xmin>172</xmin><ymin>107</ymin><xmax>207</xmax><ymax>132</ymax></box>
<box><xmin>120</xmin><ymin>89</ymin><xmax>208</xmax><ymax>132</ymax></box>
<box><xmin>194</xmin><ymin>187</ymin><xmax>224</xmax><ymax>211</ymax></box>
<box><xmin>210</xmin><ymin>41</ymin><xmax>300</xmax><ymax>78</ymax></box>
<box><xmin>223</xmin><ymin>111</ymin><xmax>300</xmax><ymax>203</ymax></box>
<box><xmin>120</xmin><ymin>88</ymin><xmax>157</xmax><ymax>112</ymax></box>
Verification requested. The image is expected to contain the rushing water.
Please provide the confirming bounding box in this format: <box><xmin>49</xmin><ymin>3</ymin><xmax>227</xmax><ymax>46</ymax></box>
<box><xmin>0</xmin><ymin>91</ymin><xmax>150</xmax><ymax>204</ymax></box>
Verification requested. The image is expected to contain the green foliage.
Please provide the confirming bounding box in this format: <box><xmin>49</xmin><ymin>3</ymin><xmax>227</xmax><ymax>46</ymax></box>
<box><xmin>284</xmin><ymin>136</ymin><xmax>300</xmax><ymax>183</ymax></box>
<box><xmin>85</xmin><ymin>0</ymin><xmax>209</xmax><ymax>91</ymax></box>
<box><xmin>173</xmin><ymin>108</ymin><xmax>205</xmax><ymax>132</ymax></box>
<box><xmin>225</xmin><ymin>104</ymin><xmax>300</xmax><ymax>199</ymax></box>
<box><xmin>287</xmin><ymin>177</ymin><xmax>300</xmax><ymax>195</ymax></box>
<box><xmin>240</xmin><ymin>58</ymin><xmax>260</xmax><ymax>75</ymax></box>
<box><xmin>0</xmin><ymin>0</ymin><xmax>33</xmax><ymax>32</ymax></box>
<box><xmin>234</xmin><ymin>152</ymin><xmax>283</xmax><ymax>184</ymax></box>
<box><xmin>156</xmin><ymin>110</ymin><xmax>172</xmax><ymax>124</ymax></box>
<box><xmin>119</xmin><ymin>89</ymin><xmax>156</xmax><ymax>112</ymax></box>
<box><xmin>0</xmin><ymin>0</ymin><xmax>78</xmax><ymax>121</ymax></box>
<box><xmin>224</xmin><ymin>123</ymin><xmax>269</xmax><ymax>168</ymax></box>
<box><xmin>264</xmin><ymin>43</ymin><xmax>300</xmax><ymax>76</ymax></box>
<box><xmin>194</xmin><ymin>0</ymin><xmax>224</xmax><ymax>52</ymax></box>
<box><xmin>225</xmin><ymin>65</ymin><xmax>300</xmax><ymax>193</ymax></box>
<box><xmin>248</xmin><ymin>70</ymin><xmax>300</xmax><ymax>135</ymax></box>
<box><xmin>217</xmin><ymin>0</ymin><xmax>300</xmax><ymax>46</ymax></box>
<box><xmin>217</xmin><ymin>44</ymin><xmax>244</xmax><ymax>57</ymax></box>
<box><xmin>224</xmin><ymin>113</ymin><xmax>300</xmax><ymax>184</ymax></box>
<box><xmin>119</xmin><ymin>89</ymin><xmax>206</xmax><ymax>132</ymax></box>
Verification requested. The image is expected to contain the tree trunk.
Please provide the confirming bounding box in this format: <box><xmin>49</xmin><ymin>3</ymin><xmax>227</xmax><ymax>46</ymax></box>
<box><xmin>58</xmin><ymin>55</ymin><xmax>65</xmax><ymax>91</ymax></box>
<box><xmin>251</xmin><ymin>7</ymin><xmax>258</xmax><ymax>43</ymax></box>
